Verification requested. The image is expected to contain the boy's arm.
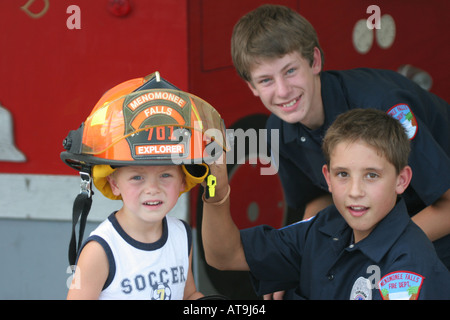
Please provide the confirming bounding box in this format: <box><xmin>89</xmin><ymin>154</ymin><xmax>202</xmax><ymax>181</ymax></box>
<box><xmin>303</xmin><ymin>193</ymin><xmax>333</xmax><ymax>219</ymax></box>
<box><xmin>183</xmin><ymin>249</ymin><xmax>204</xmax><ymax>300</ymax></box>
<box><xmin>201</xmin><ymin>155</ymin><xmax>250</xmax><ymax>271</ymax></box>
<box><xmin>66</xmin><ymin>241</ymin><xmax>109</xmax><ymax>299</ymax></box>
<box><xmin>412</xmin><ymin>188</ymin><xmax>450</xmax><ymax>241</ymax></box>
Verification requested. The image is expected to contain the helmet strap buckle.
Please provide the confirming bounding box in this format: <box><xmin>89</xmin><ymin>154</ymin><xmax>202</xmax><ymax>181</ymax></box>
<box><xmin>68</xmin><ymin>167</ymin><xmax>93</xmax><ymax>266</ymax></box>
<box><xmin>79</xmin><ymin>171</ymin><xmax>93</xmax><ymax>198</ymax></box>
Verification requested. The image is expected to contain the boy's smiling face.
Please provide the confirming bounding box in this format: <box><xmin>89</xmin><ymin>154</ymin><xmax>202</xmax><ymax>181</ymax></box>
<box><xmin>246</xmin><ymin>49</ymin><xmax>324</xmax><ymax>130</ymax></box>
<box><xmin>322</xmin><ymin>139</ymin><xmax>411</xmax><ymax>243</ymax></box>
<box><xmin>108</xmin><ymin>165</ymin><xmax>185</xmax><ymax>225</ymax></box>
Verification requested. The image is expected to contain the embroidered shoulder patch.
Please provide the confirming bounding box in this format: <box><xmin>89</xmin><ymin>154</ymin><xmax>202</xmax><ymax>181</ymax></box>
<box><xmin>386</xmin><ymin>104</ymin><xmax>418</xmax><ymax>140</ymax></box>
<box><xmin>378</xmin><ymin>271</ymin><xmax>424</xmax><ymax>300</ymax></box>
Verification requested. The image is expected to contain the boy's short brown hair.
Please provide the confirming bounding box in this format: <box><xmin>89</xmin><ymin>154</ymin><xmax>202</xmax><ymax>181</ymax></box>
<box><xmin>322</xmin><ymin>109</ymin><xmax>411</xmax><ymax>174</ymax></box>
<box><xmin>231</xmin><ymin>4</ymin><xmax>324</xmax><ymax>82</ymax></box>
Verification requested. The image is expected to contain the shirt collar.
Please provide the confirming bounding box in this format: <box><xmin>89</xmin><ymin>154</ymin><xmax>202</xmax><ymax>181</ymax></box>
<box><xmin>355</xmin><ymin>199</ymin><xmax>410</xmax><ymax>263</ymax></box>
<box><xmin>280</xmin><ymin>71</ymin><xmax>349</xmax><ymax>144</ymax></box>
<box><xmin>319</xmin><ymin>199</ymin><xmax>411</xmax><ymax>263</ymax></box>
<box><xmin>281</xmin><ymin>120</ymin><xmax>300</xmax><ymax>144</ymax></box>
<box><xmin>320</xmin><ymin>71</ymin><xmax>350</xmax><ymax>126</ymax></box>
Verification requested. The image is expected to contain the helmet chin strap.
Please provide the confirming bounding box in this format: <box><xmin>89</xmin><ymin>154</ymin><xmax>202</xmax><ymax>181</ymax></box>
<box><xmin>68</xmin><ymin>166</ymin><xmax>93</xmax><ymax>267</ymax></box>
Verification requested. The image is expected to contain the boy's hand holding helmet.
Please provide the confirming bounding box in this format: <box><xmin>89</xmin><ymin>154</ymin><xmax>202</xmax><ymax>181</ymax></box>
<box><xmin>202</xmin><ymin>151</ymin><xmax>229</xmax><ymax>203</ymax></box>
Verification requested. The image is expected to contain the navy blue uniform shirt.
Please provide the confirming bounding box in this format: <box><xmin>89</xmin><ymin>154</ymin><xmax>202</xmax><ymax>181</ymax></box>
<box><xmin>266</xmin><ymin>68</ymin><xmax>450</xmax><ymax>267</ymax></box>
<box><xmin>240</xmin><ymin>200</ymin><xmax>450</xmax><ymax>300</ymax></box>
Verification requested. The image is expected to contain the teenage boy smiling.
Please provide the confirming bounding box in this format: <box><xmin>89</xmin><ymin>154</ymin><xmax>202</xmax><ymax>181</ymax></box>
<box><xmin>248</xmin><ymin>50</ymin><xmax>324</xmax><ymax>129</ymax></box>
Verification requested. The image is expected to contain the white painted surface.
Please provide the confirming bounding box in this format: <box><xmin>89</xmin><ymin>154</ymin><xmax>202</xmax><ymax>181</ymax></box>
<box><xmin>0</xmin><ymin>173</ymin><xmax>189</xmax><ymax>222</ymax></box>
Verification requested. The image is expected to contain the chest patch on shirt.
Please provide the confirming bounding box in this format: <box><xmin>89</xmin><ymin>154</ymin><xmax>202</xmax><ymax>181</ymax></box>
<box><xmin>386</xmin><ymin>104</ymin><xmax>418</xmax><ymax>140</ymax></box>
<box><xmin>350</xmin><ymin>277</ymin><xmax>372</xmax><ymax>300</ymax></box>
<box><xmin>378</xmin><ymin>271</ymin><xmax>424</xmax><ymax>300</ymax></box>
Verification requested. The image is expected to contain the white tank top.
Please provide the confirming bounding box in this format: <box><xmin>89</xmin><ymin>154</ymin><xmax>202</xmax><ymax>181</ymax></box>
<box><xmin>83</xmin><ymin>213</ymin><xmax>191</xmax><ymax>300</ymax></box>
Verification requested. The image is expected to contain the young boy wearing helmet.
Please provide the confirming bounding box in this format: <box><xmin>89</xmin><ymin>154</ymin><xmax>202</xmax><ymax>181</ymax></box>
<box><xmin>62</xmin><ymin>73</ymin><xmax>226</xmax><ymax>300</ymax></box>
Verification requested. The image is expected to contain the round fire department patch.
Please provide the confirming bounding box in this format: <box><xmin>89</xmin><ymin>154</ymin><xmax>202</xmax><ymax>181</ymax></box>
<box><xmin>378</xmin><ymin>271</ymin><xmax>424</xmax><ymax>300</ymax></box>
<box><xmin>387</xmin><ymin>104</ymin><xmax>418</xmax><ymax>140</ymax></box>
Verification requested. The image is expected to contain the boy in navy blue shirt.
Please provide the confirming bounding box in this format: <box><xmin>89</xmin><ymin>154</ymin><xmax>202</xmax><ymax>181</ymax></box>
<box><xmin>231</xmin><ymin>4</ymin><xmax>450</xmax><ymax>272</ymax></box>
<box><xmin>201</xmin><ymin>109</ymin><xmax>450</xmax><ymax>299</ymax></box>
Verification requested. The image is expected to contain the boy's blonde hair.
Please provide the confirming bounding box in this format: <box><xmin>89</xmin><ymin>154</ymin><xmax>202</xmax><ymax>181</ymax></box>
<box><xmin>322</xmin><ymin>109</ymin><xmax>410</xmax><ymax>174</ymax></box>
<box><xmin>231</xmin><ymin>4</ymin><xmax>324</xmax><ymax>82</ymax></box>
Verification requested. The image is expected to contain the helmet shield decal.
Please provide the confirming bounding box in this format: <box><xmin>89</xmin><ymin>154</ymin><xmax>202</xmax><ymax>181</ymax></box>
<box><xmin>80</xmin><ymin>89</ymin><xmax>227</xmax><ymax>164</ymax></box>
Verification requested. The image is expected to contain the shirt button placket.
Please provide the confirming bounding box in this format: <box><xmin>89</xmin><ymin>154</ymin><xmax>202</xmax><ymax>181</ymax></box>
<box><xmin>327</xmin><ymin>238</ymin><xmax>338</xmax><ymax>280</ymax></box>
